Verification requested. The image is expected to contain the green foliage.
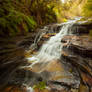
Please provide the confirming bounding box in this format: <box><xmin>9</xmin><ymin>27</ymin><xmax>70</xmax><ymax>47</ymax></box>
<box><xmin>1</xmin><ymin>0</ymin><xmax>77</xmax><ymax>36</ymax></box>
<box><xmin>29</xmin><ymin>0</ymin><xmax>58</xmax><ymax>25</ymax></box>
<box><xmin>24</xmin><ymin>16</ymin><xmax>37</xmax><ymax>30</ymax></box>
<box><xmin>83</xmin><ymin>0</ymin><xmax>92</xmax><ymax>17</ymax></box>
<box><xmin>0</xmin><ymin>0</ymin><xmax>37</xmax><ymax>36</ymax></box>
<box><xmin>33</xmin><ymin>81</ymin><xmax>46</xmax><ymax>90</ymax></box>
<box><xmin>0</xmin><ymin>0</ymin><xmax>61</xmax><ymax>36</ymax></box>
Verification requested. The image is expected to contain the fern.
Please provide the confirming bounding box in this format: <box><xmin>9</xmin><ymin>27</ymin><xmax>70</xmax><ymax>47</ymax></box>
<box><xmin>24</xmin><ymin>16</ymin><xmax>37</xmax><ymax>30</ymax></box>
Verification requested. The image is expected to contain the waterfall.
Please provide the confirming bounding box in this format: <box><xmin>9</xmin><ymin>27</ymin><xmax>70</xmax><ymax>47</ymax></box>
<box><xmin>25</xmin><ymin>18</ymin><xmax>82</xmax><ymax>92</ymax></box>
<box><xmin>27</xmin><ymin>18</ymin><xmax>81</xmax><ymax>67</ymax></box>
<box><xmin>26</xmin><ymin>86</ymin><xmax>34</xmax><ymax>92</ymax></box>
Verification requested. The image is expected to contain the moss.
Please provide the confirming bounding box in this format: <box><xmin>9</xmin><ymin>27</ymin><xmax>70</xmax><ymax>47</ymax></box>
<box><xmin>33</xmin><ymin>81</ymin><xmax>46</xmax><ymax>90</ymax></box>
<box><xmin>63</xmin><ymin>18</ymin><xmax>68</xmax><ymax>22</ymax></box>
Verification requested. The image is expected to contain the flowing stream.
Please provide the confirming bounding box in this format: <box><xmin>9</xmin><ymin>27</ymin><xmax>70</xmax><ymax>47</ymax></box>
<box><xmin>27</xmin><ymin>18</ymin><xmax>81</xmax><ymax>67</ymax></box>
<box><xmin>26</xmin><ymin>18</ymin><xmax>83</xmax><ymax>92</ymax></box>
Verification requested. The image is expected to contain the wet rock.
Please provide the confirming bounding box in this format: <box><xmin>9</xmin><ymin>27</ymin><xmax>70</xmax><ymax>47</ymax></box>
<box><xmin>1</xmin><ymin>85</ymin><xmax>28</xmax><ymax>92</ymax></box>
<box><xmin>0</xmin><ymin>39</ymin><xmax>27</xmax><ymax>88</ymax></box>
<box><xmin>68</xmin><ymin>44</ymin><xmax>92</xmax><ymax>58</ymax></box>
<box><xmin>0</xmin><ymin>34</ymin><xmax>40</xmax><ymax>89</ymax></box>
<box><xmin>9</xmin><ymin>69</ymin><xmax>44</xmax><ymax>86</ymax></box>
<box><xmin>1</xmin><ymin>19</ymin><xmax>92</xmax><ymax>92</ymax></box>
<box><xmin>30</xmin><ymin>59</ymin><xmax>80</xmax><ymax>91</ymax></box>
<box><xmin>72</xmin><ymin>21</ymin><xmax>92</xmax><ymax>35</ymax></box>
<box><xmin>45</xmin><ymin>23</ymin><xmax>62</xmax><ymax>33</ymax></box>
<box><xmin>71</xmin><ymin>25</ymin><xmax>89</xmax><ymax>35</ymax></box>
<box><xmin>62</xmin><ymin>35</ymin><xmax>92</xmax><ymax>58</ymax></box>
<box><xmin>79</xmin><ymin>83</ymin><xmax>89</xmax><ymax>92</ymax></box>
<box><xmin>61</xmin><ymin>34</ymin><xmax>92</xmax><ymax>92</ymax></box>
<box><xmin>26</xmin><ymin>21</ymin><xmax>92</xmax><ymax>92</ymax></box>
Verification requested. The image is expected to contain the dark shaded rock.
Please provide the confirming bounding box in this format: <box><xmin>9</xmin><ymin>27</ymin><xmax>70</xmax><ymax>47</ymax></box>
<box><xmin>61</xmin><ymin>54</ymin><xmax>92</xmax><ymax>88</ymax></box>
<box><xmin>62</xmin><ymin>35</ymin><xmax>92</xmax><ymax>58</ymax></box>
<box><xmin>46</xmin><ymin>23</ymin><xmax>62</xmax><ymax>33</ymax></box>
<box><xmin>61</xmin><ymin>34</ymin><xmax>92</xmax><ymax>91</ymax></box>
<box><xmin>67</xmin><ymin>44</ymin><xmax>92</xmax><ymax>58</ymax></box>
<box><xmin>9</xmin><ymin>69</ymin><xmax>43</xmax><ymax>86</ymax></box>
<box><xmin>0</xmin><ymin>85</ymin><xmax>27</xmax><ymax>92</ymax></box>
<box><xmin>71</xmin><ymin>25</ymin><xmax>89</xmax><ymax>35</ymax></box>
<box><xmin>71</xmin><ymin>21</ymin><xmax>92</xmax><ymax>35</ymax></box>
<box><xmin>0</xmin><ymin>35</ymin><xmax>34</xmax><ymax>89</ymax></box>
<box><xmin>1</xmin><ymin>19</ymin><xmax>92</xmax><ymax>92</ymax></box>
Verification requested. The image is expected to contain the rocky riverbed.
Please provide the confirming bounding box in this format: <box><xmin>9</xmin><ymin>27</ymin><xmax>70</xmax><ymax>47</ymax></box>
<box><xmin>0</xmin><ymin>19</ymin><xmax>92</xmax><ymax>92</ymax></box>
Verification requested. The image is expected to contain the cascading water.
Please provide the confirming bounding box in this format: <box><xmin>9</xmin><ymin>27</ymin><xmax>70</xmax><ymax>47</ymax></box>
<box><xmin>27</xmin><ymin>18</ymin><xmax>81</xmax><ymax>67</ymax></box>
<box><xmin>36</xmin><ymin>24</ymin><xmax>71</xmax><ymax>60</ymax></box>
<box><xmin>26</xmin><ymin>18</ymin><xmax>82</xmax><ymax>92</ymax></box>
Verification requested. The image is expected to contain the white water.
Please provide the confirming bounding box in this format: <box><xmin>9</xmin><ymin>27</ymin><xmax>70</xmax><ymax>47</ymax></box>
<box><xmin>27</xmin><ymin>18</ymin><xmax>81</xmax><ymax>67</ymax></box>
<box><xmin>22</xmin><ymin>84</ymin><xmax>34</xmax><ymax>92</ymax></box>
<box><xmin>26</xmin><ymin>87</ymin><xmax>34</xmax><ymax>92</ymax></box>
<box><xmin>26</xmin><ymin>18</ymin><xmax>82</xmax><ymax>92</ymax></box>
